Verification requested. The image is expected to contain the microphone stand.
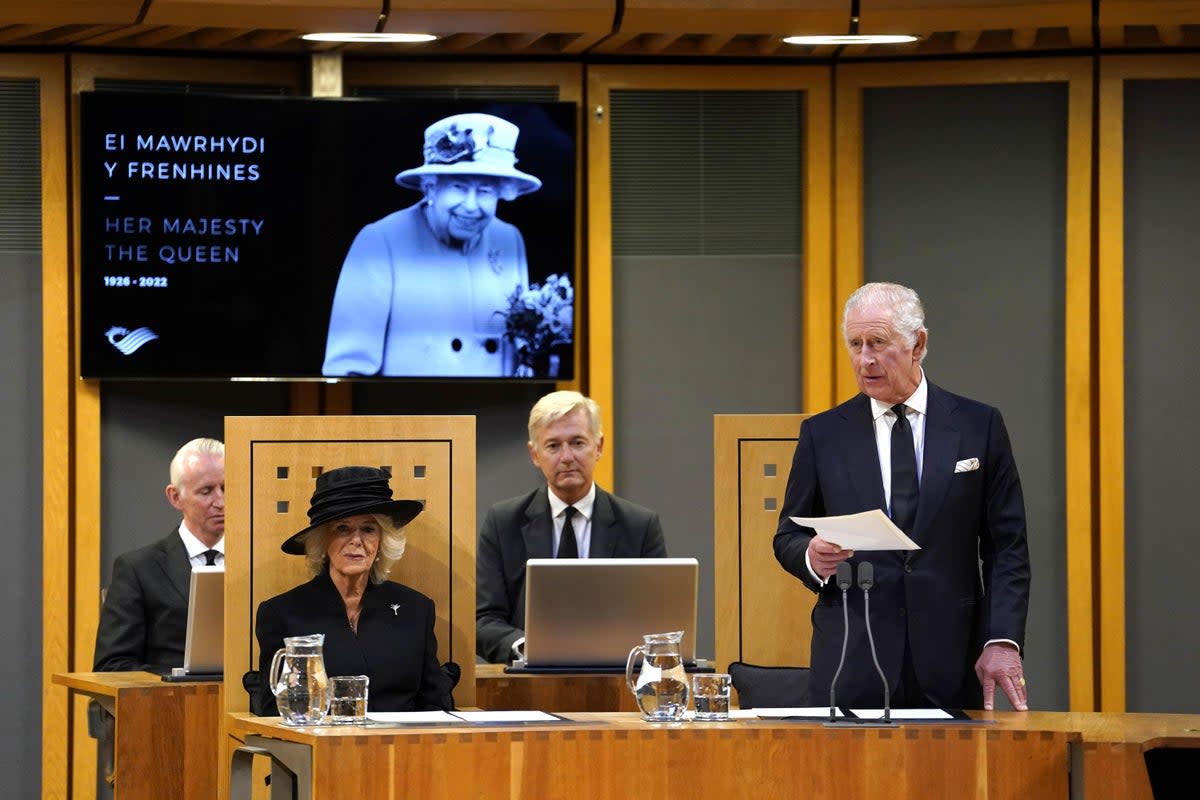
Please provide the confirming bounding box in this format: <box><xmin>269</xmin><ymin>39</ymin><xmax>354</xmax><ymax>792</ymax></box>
<box><xmin>823</xmin><ymin>561</ymin><xmax>898</xmax><ymax>728</ymax></box>
<box><xmin>859</xmin><ymin>561</ymin><xmax>897</xmax><ymax>727</ymax></box>
<box><xmin>825</xmin><ymin>562</ymin><xmax>853</xmax><ymax>723</ymax></box>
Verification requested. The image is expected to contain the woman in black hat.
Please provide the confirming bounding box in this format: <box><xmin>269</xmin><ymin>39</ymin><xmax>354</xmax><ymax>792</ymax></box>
<box><xmin>249</xmin><ymin>466</ymin><xmax>452</xmax><ymax>715</ymax></box>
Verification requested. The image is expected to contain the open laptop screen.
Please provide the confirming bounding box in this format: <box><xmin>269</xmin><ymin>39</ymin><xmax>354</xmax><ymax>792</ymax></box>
<box><xmin>522</xmin><ymin>557</ymin><xmax>699</xmax><ymax>668</ymax></box>
<box><xmin>179</xmin><ymin>565</ymin><xmax>223</xmax><ymax>677</ymax></box>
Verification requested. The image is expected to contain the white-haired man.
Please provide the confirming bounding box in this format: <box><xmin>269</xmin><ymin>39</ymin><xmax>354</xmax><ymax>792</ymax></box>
<box><xmin>774</xmin><ymin>282</ymin><xmax>1031</xmax><ymax>712</ymax></box>
<box><xmin>94</xmin><ymin>437</ymin><xmax>225</xmax><ymax>671</ymax></box>
<box><xmin>476</xmin><ymin>391</ymin><xmax>667</xmax><ymax>663</ymax></box>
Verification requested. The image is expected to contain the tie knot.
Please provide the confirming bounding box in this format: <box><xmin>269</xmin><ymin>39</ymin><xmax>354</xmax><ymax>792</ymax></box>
<box><xmin>202</xmin><ymin>549</ymin><xmax>220</xmax><ymax>566</ymax></box>
<box><xmin>891</xmin><ymin>403</ymin><xmax>907</xmax><ymax>417</ymax></box>
<box><xmin>563</xmin><ymin>506</ymin><xmax>577</xmax><ymax>521</ymax></box>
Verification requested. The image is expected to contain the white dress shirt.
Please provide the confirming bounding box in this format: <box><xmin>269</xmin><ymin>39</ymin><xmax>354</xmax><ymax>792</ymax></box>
<box><xmin>178</xmin><ymin>522</ymin><xmax>224</xmax><ymax>569</ymax></box>
<box><xmin>548</xmin><ymin>483</ymin><xmax>596</xmax><ymax>558</ymax></box>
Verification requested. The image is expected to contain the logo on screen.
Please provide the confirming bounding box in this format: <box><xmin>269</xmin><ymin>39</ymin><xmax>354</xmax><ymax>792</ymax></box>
<box><xmin>105</xmin><ymin>326</ymin><xmax>159</xmax><ymax>356</ymax></box>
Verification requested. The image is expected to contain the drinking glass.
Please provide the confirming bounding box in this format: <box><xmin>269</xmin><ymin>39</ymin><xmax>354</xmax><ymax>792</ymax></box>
<box><xmin>326</xmin><ymin>675</ymin><xmax>369</xmax><ymax>725</ymax></box>
<box><xmin>692</xmin><ymin>673</ymin><xmax>732</xmax><ymax>721</ymax></box>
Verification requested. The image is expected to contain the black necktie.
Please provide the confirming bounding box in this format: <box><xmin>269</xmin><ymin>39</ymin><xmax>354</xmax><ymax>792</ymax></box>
<box><xmin>890</xmin><ymin>404</ymin><xmax>919</xmax><ymax>534</ymax></box>
<box><xmin>558</xmin><ymin>506</ymin><xmax>579</xmax><ymax>558</ymax></box>
<box><xmin>202</xmin><ymin>549</ymin><xmax>220</xmax><ymax>566</ymax></box>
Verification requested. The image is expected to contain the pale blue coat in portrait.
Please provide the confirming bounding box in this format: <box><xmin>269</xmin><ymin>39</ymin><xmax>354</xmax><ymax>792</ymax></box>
<box><xmin>322</xmin><ymin>202</ymin><xmax>529</xmax><ymax>377</ymax></box>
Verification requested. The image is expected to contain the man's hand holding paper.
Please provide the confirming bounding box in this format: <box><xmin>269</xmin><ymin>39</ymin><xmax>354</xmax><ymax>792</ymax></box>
<box><xmin>807</xmin><ymin>535</ymin><xmax>854</xmax><ymax>579</ymax></box>
<box><xmin>789</xmin><ymin>509</ymin><xmax>921</xmax><ymax>552</ymax></box>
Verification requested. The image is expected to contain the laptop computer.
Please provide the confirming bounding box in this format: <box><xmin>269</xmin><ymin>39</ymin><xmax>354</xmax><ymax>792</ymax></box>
<box><xmin>162</xmin><ymin>565</ymin><xmax>224</xmax><ymax>682</ymax></box>
<box><xmin>519</xmin><ymin>557</ymin><xmax>699</xmax><ymax>669</ymax></box>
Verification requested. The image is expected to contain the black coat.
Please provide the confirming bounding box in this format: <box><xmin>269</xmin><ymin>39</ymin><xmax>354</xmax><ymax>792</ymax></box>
<box><xmin>251</xmin><ymin>570</ymin><xmax>452</xmax><ymax>715</ymax></box>
<box><xmin>94</xmin><ymin>530</ymin><xmax>191</xmax><ymax>672</ymax></box>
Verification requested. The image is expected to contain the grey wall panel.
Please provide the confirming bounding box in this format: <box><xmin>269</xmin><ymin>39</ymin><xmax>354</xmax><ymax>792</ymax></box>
<box><xmin>0</xmin><ymin>251</ymin><xmax>43</xmax><ymax>798</ymax></box>
<box><xmin>1123</xmin><ymin>79</ymin><xmax>1200</xmax><ymax>714</ymax></box>
<box><xmin>0</xmin><ymin>77</ymin><xmax>42</xmax><ymax>798</ymax></box>
<box><xmin>862</xmin><ymin>82</ymin><xmax>1069</xmax><ymax>710</ymax></box>
<box><xmin>99</xmin><ymin>382</ymin><xmax>291</xmax><ymax>585</ymax></box>
<box><xmin>612</xmin><ymin>255</ymin><xmax>803</xmax><ymax>658</ymax></box>
<box><xmin>609</xmin><ymin>89</ymin><xmax>805</xmax><ymax>661</ymax></box>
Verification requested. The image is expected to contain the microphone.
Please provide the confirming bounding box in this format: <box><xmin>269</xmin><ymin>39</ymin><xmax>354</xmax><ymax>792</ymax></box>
<box><xmin>858</xmin><ymin>561</ymin><xmax>895</xmax><ymax>724</ymax></box>
<box><xmin>827</xmin><ymin>561</ymin><xmax>853</xmax><ymax>721</ymax></box>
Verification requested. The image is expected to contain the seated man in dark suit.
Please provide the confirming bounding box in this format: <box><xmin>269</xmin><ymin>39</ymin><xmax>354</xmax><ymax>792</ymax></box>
<box><xmin>93</xmin><ymin>437</ymin><xmax>225</xmax><ymax>672</ymax></box>
<box><xmin>476</xmin><ymin>390</ymin><xmax>667</xmax><ymax>663</ymax></box>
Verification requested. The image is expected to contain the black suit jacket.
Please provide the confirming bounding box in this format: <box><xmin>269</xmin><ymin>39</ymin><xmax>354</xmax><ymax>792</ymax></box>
<box><xmin>251</xmin><ymin>571</ymin><xmax>452</xmax><ymax>715</ymax></box>
<box><xmin>94</xmin><ymin>530</ymin><xmax>192</xmax><ymax>672</ymax></box>
<box><xmin>476</xmin><ymin>486</ymin><xmax>668</xmax><ymax>663</ymax></box>
<box><xmin>773</xmin><ymin>383</ymin><xmax>1030</xmax><ymax>709</ymax></box>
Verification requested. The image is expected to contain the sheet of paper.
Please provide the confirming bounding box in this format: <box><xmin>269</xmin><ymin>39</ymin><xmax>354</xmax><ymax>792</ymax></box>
<box><xmin>789</xmin><ymin>509</ymin><xmax>920</xmax><ymax>551</ymax></box>
<box><xmin>751</xmin><ymin>707</ymin><xmax>845</xmax><ymax>719</ymax></box>
<box><xmin>451</xmin><ymin>710</ymin><xmax>561</xmax><ymax>723</ymax></box>
<box><xmin>366</xmin><ymin>710</ymin><xmax>461</xmax><ymax>724</ymax></box>
<box><xmin>851</xmin><ymin>707</ymin><xmax>953</xmax><ymax>720</ymax></box>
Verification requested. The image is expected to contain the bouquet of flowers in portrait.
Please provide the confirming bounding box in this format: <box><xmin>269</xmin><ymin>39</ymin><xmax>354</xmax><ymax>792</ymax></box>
<box><xmin>500</xmin><ymin>273</ymin><xmax>574</xmax><ymax>377</ymax></box>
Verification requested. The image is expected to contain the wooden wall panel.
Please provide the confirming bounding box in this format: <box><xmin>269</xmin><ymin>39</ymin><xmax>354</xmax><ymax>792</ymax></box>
<box><xmin>713</xmin><ymin>414</ymin><xmax>811</xmax><ymax>672</ymax></box>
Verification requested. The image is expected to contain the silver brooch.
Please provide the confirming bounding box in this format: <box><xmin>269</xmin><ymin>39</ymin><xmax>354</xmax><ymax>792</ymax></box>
<box><xmin>390</xmin><ymin>603</ymin><xmax>401</xmax><ymax>616</ymax></box>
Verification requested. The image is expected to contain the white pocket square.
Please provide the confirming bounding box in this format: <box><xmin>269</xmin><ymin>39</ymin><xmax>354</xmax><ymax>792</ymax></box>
<box><xmin>954</xmin><ymin>458</ymin><xmax>980</xmax><ymax>473</ymax></box>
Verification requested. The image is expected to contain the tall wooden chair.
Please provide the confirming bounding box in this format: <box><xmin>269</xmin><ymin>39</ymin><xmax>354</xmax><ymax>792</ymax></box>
<box><xmin>713</xmin><ymin>414</ymin><xmax>814</xmax><ymax>677</ymax></box>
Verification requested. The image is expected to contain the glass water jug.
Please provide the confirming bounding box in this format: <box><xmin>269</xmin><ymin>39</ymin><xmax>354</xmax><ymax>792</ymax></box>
<box><xmin>625</xmin><ymin>630</ymin><xmax>690</xmax><ymax>722</ymax></box>
<box><xmin>269</xmin><ymin>633</ymin><xmax>330</xmax><ymax>725</ymax></box>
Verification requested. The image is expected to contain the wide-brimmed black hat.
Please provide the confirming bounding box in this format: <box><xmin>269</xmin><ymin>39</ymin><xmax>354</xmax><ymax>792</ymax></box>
<box><xmin>281</xmin><ymin>466</ymin><xmax>424</xmax><ymax>555</ymax></box>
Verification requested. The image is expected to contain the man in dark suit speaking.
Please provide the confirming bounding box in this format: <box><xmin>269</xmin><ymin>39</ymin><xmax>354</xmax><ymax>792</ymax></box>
<box><xmin>476</xmin><ymin>391</ymin><xmax>667</xmax><ymax>663</ymax></box>
<box><xmin>774</xmin><ymin>282</ymin><xmax>1030</xmax><ymax>711</ymax></box>
<box><xmin>94</xmin><ymin>438</ymin><xmax>226</xmax><ymax>672</ymax></box>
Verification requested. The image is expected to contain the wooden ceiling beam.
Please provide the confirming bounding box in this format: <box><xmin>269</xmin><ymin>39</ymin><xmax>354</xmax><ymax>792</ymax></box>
<box><xmin>1156</xmin><ymin>24</ymin><xmax>1184</xmax><ymax>45</ymax></box>
<box><xmin>189</xmin><ymin>27</ymin><xmax>258</xmax><ymax>48</ymax></box>
<box><xmin>954</xmin><ymin>29</ymin><xmax>981</xmax><ymax>51</ymax></box>
<box><xmin>1067</xmin><ymin>25</ymin><xmax>1092</xmax><ymax>48</ymax></box>
<box><xmin>130</xmin><ymin>25</ymin><xmax>203</xmax><ymax>46</ymax></box>
<box><xmin>1012</xmin><ymin>27</ymin><xmax>1038</xmax><ymax>49</ymax></box>
<box><xmin>503</xmin><ymin>32</ymin><xmax>545</xmax><ymax>51</ymax></box>
<box><xmin>640</xmin><ymin>33</ymin><xmax>681</xmax><ymax>53</ymax></box>
<box><xmin>440</xmin><ymin>32</ymin><xmax>492</xmax><ymax>51</ymax></box>
<box><xmin>0</xmin><ymin>1</ymin><xmax>143</xmax><ymax>26</ymax></box>
<box><xmin>698</xmin><ymin>32</ymin><xmax>735</xmax><ymax>54</ymax></box>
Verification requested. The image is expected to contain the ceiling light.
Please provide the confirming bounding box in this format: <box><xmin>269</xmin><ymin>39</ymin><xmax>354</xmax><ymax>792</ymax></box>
<box><xmin>783</xmin><ymin>34</ymin><xmax>918</xmax><ymax>46</ymax></box>
<box><xmin>301</xmin><ymin>32</ymin><xmax>438</xmax><ymax>44</ymax></box>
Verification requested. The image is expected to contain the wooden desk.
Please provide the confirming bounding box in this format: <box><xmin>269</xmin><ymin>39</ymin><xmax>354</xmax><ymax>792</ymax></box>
<box><xmin>53</xmin><ymin>672</ymin><xmax>222</xmax><ymax>800</ymax></box>
<box><xmin>229</xmin><ymin>711</ymin><xmax>1077</xmax><ymax>800</ymax></box>
<box><xmin>982</xmin><ymin>710</ymin><xmax>1200</xmax><ymax>800</ymax></box>
<box><xmin>474</xmin><ymin>663</ymin><xmax>639</xmax><ymax>712</ymax></box>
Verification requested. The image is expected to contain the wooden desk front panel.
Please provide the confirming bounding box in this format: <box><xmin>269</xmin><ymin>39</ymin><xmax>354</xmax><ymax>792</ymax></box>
<box><xmin>115</xmin><ymin>683</ymin><xmax>222</xmax><ymax>800</ymax></box>
<box><xmin>234</xmin><ymin>714</ymin><xmax>1072</xmax><ymax>800</ymax></box>
<box><xmin>52</xmin><ymin>673</ymin><xmax>222</xmax><ymax>800</ymax></box>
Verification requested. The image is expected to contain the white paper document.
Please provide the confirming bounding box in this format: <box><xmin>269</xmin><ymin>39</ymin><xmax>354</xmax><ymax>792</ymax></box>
<box><xmin>751</xmin><ymin>707</ymin><xmax>845</xmax><ymax>719</ymax></box>
<box><xmin>366</xmin><ymin>710</ymin><xmax>462</xmax><ymax>724</ymax></box>
<box><xmin>789</xmin><ymin>509</ymin><xmax>920</xmax><ymax>551</ymax></box>
<box><xmin>451</xmin><ymin>710</ymin><xmax>561</xmax><ymax>723</ymax></box>
<box><xmin>851</xmin><ymin>708</ymin><xmax>953</xmax><ymax>720</ymax></box>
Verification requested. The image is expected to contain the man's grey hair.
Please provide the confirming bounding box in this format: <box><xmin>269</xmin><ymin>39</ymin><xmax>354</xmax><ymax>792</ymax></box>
<box><xmin>169</xmin><ymin>438</ymin><xmax>225</xmax><ymax>487</ymax></box>
<box><xmin>419</xmin><ymin>174</ymin><xmax>520</xmax><ymax>203</ymax></box>
<box><xmin>842</xmin><ymin>281</ymin><xmax>929</xmax><ymax>362</ymax></box>
<box><xmin>527</xmin><ymin>390</ymin><xmax>603</xmax><ymax>445</ymax></box>
<box><xmin>301</xmin><ymin>513</ymin><xmax>407</xmax><ymax>585</ymax></box>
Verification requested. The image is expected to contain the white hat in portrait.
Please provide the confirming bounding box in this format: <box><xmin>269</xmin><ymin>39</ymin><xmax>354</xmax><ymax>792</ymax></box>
<box><xmin>395</xmin><ymin>112</ymin><xmax>543</xmax><ymax>196</ymax></box>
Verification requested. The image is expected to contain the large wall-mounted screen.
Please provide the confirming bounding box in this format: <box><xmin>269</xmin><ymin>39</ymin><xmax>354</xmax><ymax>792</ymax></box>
<box><xmin>79</xmin><ymin>91</ymin><xmax>577</xmax><ymax>380</ymax></box>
